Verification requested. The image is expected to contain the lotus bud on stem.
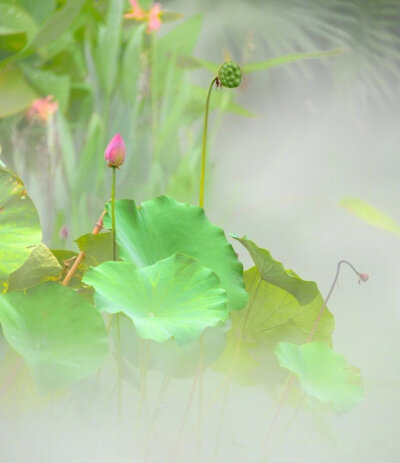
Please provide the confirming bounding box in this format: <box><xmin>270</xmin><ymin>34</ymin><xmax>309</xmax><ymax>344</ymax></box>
<box><xmin>105</xmin><ymin>133</ymin><xmax>126</xmax><ymax>420</ymax></box>
<box><xmin>199</xmin><ymin>61</ymin><xmax>242</xmax><ymax>209</ymax></box>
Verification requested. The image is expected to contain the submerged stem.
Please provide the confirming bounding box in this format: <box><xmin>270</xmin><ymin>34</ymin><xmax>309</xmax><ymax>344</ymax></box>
<box><xmin>199</xmin><ymin>77</ymin><xmax>217</xmax><ymax>209</ymax></box>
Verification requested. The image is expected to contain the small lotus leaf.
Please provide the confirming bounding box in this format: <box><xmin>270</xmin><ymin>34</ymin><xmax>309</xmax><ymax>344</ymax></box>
<box><xmin>275</xmin><ymin>341</ymin><xmax>363</xmax><ymax>412</ymax></box>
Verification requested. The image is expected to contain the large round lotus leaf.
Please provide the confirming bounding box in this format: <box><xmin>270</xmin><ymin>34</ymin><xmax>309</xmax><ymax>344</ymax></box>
<box><xmin>0</xmin><ymin>167</ymin><xmax>42</xmax><ymax>287</ymax></box>
<box><xmin>103</xmin><ymin>196</ymin><xmax>248</xmax><ymax>312</ymax></box>
<box><xmin>275</xmin><ymin>341</ymin><xmax>363</xmax><ymax>413</ymax></box>
<box><xmin>83</xmin><ymin>253</ymin><xmax>228</xmax><ymax>345</ymax></box>
<box><xmin>0</xmin><ymin>282</ymin><xmax>108</xmax><ymax>393</ymax></box>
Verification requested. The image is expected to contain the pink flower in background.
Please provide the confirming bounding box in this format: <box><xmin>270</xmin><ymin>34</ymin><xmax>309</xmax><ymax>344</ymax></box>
<box><xmin>124</xmin><ymin>0</ymin><xmax>162</xmax><ymax>33</ymax></box>
<box><xmin>124</xmin><ymin>0</ymin><xmax>146</xmax><ymax>20</ymax></box>
<box><xmin>105</xmin><ymin>133</ymin><xmax>126</xmax><ymax>168</ymax></box>
<box><xmin>26</xmin><ymin>95</ymin><xmax>58</xmax><ymax>123</ymax></box>
<box><xmin>147</xmin><ymin>3</ymin><xmax>162</xmax><ymax>32</ymax></box>
<box><xmin>59</xmin><ymin>225</ymin><xmax>69</xmax><ymax>240</ymax></box>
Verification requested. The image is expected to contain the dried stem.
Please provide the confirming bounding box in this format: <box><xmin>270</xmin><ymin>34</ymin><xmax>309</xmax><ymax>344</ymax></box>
<box><xmin>61</xmin><ymin>210</ymin><xmax>106</xmax><ymax>286</ymax></box>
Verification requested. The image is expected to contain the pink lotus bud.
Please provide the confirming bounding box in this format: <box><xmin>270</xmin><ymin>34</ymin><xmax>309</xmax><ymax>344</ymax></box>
<box><xmin>359</xmin><ymin>273</ymin><xmax>369</xmax><ymax>282</ymax></box>
<box><xmin>105</xmin><ymin>133</ymin><xmax>126</xmax><ymax>168</ymax></box>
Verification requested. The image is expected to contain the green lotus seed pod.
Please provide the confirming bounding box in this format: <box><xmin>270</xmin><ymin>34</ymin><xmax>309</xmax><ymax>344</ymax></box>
<box><xmin>217</xmin><ymin>61</ymin><xmax>242</xmax><ymax>88</ymax></box>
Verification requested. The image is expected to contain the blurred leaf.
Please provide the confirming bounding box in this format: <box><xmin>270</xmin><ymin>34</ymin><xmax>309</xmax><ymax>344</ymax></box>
<box><xmin>153</xmin><ymin>14</ymin><xmax>203</xmax><ymax>97</ymax></box>
<box><xmin>276</xmin><ymin>341</ymin><xmax>363</xmax><ymax>412</ymax></box>
<box><xmin>83</xmin><ymin>253</ymin><xmax>228</xmax><ymax>345</ymax></box>
<box><xmin>73</xmin><ymin>112</ymin><xmax>103</xmax><ymax>192</ymax></box>
<box><xmin>20</xmin><ymin>64</ymin><xmax>70</xmax><ymax>112</ymax></box>
<box><xmin>341</xmin><ymin>197</ymin><xmax>400</xmax><ymax>236</ymax></box>
<box><xmin>31</xmin><ymin>0</ymin><xmax>86</xmax><ymax>49</ymax></box>
<box><xmin>121</xmin><ymin>24</ymin><xmax>145</xmax><ymax>104</ymax></box>
<box><xmin>234</xmin><ymin>235</ymin><xmax>319</xmax><ymax>304</ymax></box>
<box><xmin>161</xmin><ymin>12</ymin><xmax>184</xmax><ymax>23</ymax></box>
<box><xmin>103</xmin><ymin>196</ymin><xmax>248</xmax><ymax>313</ymax></box>
<box><xmin>0</xmin><ymin>66</ymin><xmax>38</xmax><ymax>118</ymax></box>
<box><xmin>17</xmin><ymin>0</ymin><xmax>56</xmax><ymax>25</ymax></box>
<box><xmin>56</xmin><ymin>113</ymin><xmax>76</xmax><ymax>193</ymax></box>
<box><xmin>7</xmin><ymin>243</ymin><xmax>61</xmax><ymax>292</ymax></box>
<box><xmin>76</xmin><ymin>232</ymin><xmax>113</xmax><ymax>267</ymax></box>
<box><xmin>0</xmin><ymin>1</ymin><xmax>38</xmax><ymax>41</ymax></box>
<box><xmin>0</xmin><ymin>282</ymin><xmax>108</xmax><ymax>393</ymax></box>
<box><xmin>242</xmin><ymin>48</ymin><xmax>347</xmax><ymax>73</ymax></box>
<box><xmin>0</xmin><ymin>32</ymin><xmax>27</xmax><ymax>60</ymax></box>
<box><xmin>214</xmin><ymin>266</ymin><xmax>334</xmax><ymax>385</ymax></box>
<box><xmin>139</xmin><ymin>0</ymin><xmax>152</xmax><ymax>9</ymax></box>
<box><xmin>0</xmin><ymin>167</ymin><xmax>42</xmax><ymax>287</ymax></box>
<box><xmin>176</xmin><ymin>55</ymin><xmax>219</xmax><ymax>73</ymax></box>
<box><xmin>157</xmin><ymin>14</ymin><xmax>202</xmax><ymax>55</ymax></box>
<box><xmin>95</xmin><ymin>0</ymin><xmax>123</xmax><ymax>97</ymax></box>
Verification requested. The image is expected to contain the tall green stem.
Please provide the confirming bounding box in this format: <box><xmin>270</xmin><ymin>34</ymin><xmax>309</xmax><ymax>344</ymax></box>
<box><xmin>111</xmin><ymin>166</ymin><xmax>117</xmax><ymax>261</ymax></box>
<box><xmin>111</xmin><ymin>166</ymin><xmax>122</xmax><ymax>419</ymax></box>
<box><xmin>199</xmin><ymin>77</ymin><xmax>217</xmax><ymax>209</ymax></box>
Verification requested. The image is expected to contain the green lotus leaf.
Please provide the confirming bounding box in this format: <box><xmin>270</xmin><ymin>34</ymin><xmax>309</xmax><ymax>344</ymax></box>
<box><xmin>76</xmin><ymin>232</ymin><xmax>113</xmax><ymax>267</ymax></box>
<box><xmin>0</xmin><ymin>282</ymin><xmax>108</xmax><ymax>393</ymax></box>
<box><xmin>213</xmin><ymin>266</ymin><xmax>334</xmax><ymax>385</ymax></box>
<box><xmin>234</xmin><ymin>235</ymin><xmax>319</xmax><ymax>304</ymax></box>
<box><xmin>103</xmin><ymin>196</ymin><xmax>248</xmax><ymax>312</ymax></box>
<box><xmin>83</xmin><ymin>253</ymin><xmax>228</xmax><ymax>345</ymax></box>
<box><xmin>275</xmin><ymin>341</ymin><xmax>363</xmax><ymax>412</ymax></box>
<box><xmin>0</xmin><ymin>167</ymin><xmax>42</xmax><ymax>288</ymax></box>
<box><xmin>7</xmin><ymin>243</ymin><xmax>61</xmax><ymax>292</ymax></box>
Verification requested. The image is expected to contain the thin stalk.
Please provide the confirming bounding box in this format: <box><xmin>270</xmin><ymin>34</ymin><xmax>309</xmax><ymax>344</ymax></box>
<box><xmin>197</xmin><ymin>334</ymin><xmax>204</xmax><ymax>463</ymax></box>
<box><xmin>111</xmin><ymin>166</ymin><xmax>117</xmax><ymax>261</ymax></box>
<box><xmin>175</xmin><ymin>369</ymin><xmax>199</xmax><ymax>456</ymax></box>
<box><xmin>212</xmin><ymin>381</ymin><xmax>230</xmax><ymax>463</ymax></box>
<box><xmin>143</xmin><ymin>375</ymin><xmax>171</xmax><ymax>459</ymax></box>
<box><xmin>199</xmin><ymin>76</ymin><xmax>217</xmax><ymax>209</ymax></box>
<box><xmin>137</xmin><ymin>340</ymin><xmax>150</xmax><ymax>425</ymax></box>
<box><xmin>111</xmin><ymin>165</ymin><xmax>122</xmax><ymax>421</ymax></box>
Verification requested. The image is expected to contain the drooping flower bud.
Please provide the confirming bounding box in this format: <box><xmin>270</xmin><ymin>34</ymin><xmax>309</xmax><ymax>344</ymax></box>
<box><xmin>359</xmin><ymin>273</ymin><xmax>369</xmax><ymax>282</ymax></box>
<box><xmin>217</xmin><ymin>61</ymin><xmax>242</xmax><ymax>88</ymax></box>
<box><xmin>104</xmin><ymin>133</ymin><xmax>126</xmax><ymax>168</ymax></box>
